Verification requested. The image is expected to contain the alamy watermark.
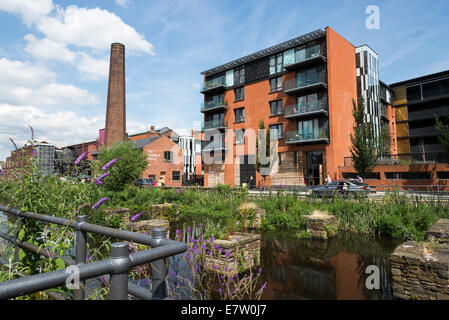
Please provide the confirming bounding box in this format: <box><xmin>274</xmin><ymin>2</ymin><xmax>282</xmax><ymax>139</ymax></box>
<box><xmin>65</xmin><ymin>265</ymin><xmax>80</xmax><ymax>290</ymax></box>
<box><xmin>365</xmin><ymin>265</ymin><xmax>380</xmax><ymax>290</ymax></box>
<box><xmin>365</xmin><ymin>5</ymin><xmax>380</xmax><ymax>30</ymax></box>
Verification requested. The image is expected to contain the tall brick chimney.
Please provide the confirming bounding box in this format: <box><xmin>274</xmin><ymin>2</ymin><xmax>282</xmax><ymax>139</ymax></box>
<box><xmin>104</xmin><ymin>43</ymin><xmax>126</xmax><ymax>148</ymax></box>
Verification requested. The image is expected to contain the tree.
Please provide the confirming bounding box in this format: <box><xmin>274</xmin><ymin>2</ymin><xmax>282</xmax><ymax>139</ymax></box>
<box><xmin>255</xmin><ymin>120</ymin><xmax>272</xmax><ymax>187</ymax></box>
<box><xmin>96</xmin><ymin>140</ymin><xmax>147</xmax><ymax>191</ymax></box>
<box><xmin>378</xmin><ymin>126</ymin><xmax>391</xmax><ymax>156</ymax></box>
<box><xmin>435</xmin><ymin>115</ymin><xmax>449</xmax><ymax>162</ymax></box>
<box><xmin>349</xmin><ymin>98</ymin><xmax>377</xmax><ymax>178</ymax></box>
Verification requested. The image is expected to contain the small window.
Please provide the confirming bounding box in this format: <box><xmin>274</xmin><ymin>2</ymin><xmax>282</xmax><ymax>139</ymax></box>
<box><xmin>269</xmin><ymin>54</ymin><xmax>283</xmax><ymax>75</ymax></box>
<box><xmin>270</xmin><ymin>123</ymin><xmax>283</xmax><ymax>140</ymax></box>
<box><xmin>270</xmin><ymin>76</ymin><xmax>282</xmax><ymax>92</ymax></box>
<box><xmin>269</xmin><ymin>100</ymin><xmax>283</xmax><ymax>116</ymax></box>
<box><xmin>164</xmin><ymin>151</ymin><xmax>173</xmax><ymax>162</ymax></box>
<box><xmin>234</xmin><ymin>67</ymin><xmax>245</xmax><ymax>86</ymax></box>
<box><xmin>234</xmin><ymin>108</ymin><xmax>245</xmax><ymax>123</ymax></box>
<box><xmin>234</xmin><ymin>87</ymin><xmax>244</xmax><ymax>101</ymax></box>
<box><xmin>172</xmin><ymin>171</ymin><xmax>180</xmax><ymax>181</ymax></box>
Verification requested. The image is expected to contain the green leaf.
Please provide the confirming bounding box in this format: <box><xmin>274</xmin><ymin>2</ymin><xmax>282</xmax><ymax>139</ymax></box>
<box><xmin>18</xmin><ymin>248</ymin><xmax>26</xmax><ymax>261</ymax></box>
<box><xmin>17</xmin><ymin>228</ymin><xmax>25</xmax><ymax>242</ymax></box>
<box><xmin>55</xmin><ymin>258</ymin><xmax>65</xmax><ymax>270</ymax></box>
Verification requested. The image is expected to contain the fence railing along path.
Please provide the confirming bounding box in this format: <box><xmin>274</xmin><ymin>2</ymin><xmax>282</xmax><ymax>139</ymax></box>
<box><xmin>0</xmin><ymin>204</ymin><xmax>187</xmax><ymax>300</ymax></box>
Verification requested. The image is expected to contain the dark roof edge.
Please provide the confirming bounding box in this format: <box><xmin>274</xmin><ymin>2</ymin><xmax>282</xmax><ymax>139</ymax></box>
<box><xmin>200</xmin><ymin>29</ymin><xmax>326</xmax><ymax>77</ymax></box>
<box><xmin>389</xmin><ymin>69</ymin><xmax>449</xmax><ymax>88</ymax></box>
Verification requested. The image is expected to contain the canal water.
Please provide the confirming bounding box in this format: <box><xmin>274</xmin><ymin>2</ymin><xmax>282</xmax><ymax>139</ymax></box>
<box><xmin>0</xmin><ymin>209</ymin><xmax>402</xmax><ymax>300</ymax></box>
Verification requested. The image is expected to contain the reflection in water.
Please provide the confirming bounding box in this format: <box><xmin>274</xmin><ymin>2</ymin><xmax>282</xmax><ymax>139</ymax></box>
<box><xmin>260</xmin><ymin>232</ymin><xmax>401</xmax><ymax>300</ymax></box>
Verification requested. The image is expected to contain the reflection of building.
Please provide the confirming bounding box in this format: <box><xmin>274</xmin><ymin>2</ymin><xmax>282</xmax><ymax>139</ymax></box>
<box><xmin>200</xmin><ymin>27</ymin><xmax>396</xmax><ymax>187</ymax></box>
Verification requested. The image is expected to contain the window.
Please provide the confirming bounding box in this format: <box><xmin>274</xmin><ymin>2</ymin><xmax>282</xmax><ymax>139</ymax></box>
<box><xmin>269</xmin><ymin>100</ymin><xmax>283</xmax><ymax>116</ymax></box>
<box><xmin>234</xmin><ymin>108</ymin><xmax>245</xmax><ymax>123</ymax></box>
<box><xmin>172</xmin><ymin>171</ymin><xmax>180</xmax><ymax>181</ymax></box>
<box><xmin>270</xmin><ymin>76</ymin><xmax>282</xmax><ymax>92</ymax></box>
<box><xmin>385</xmin><ymin>172</ymin><xmax>431</xmax><ymax>180</ymax></box>
<box><xmin>164</xmin><ymin>151</ymin><xmax>173</xmax><ymax>162</ymax></box>
<box><xmin>278</xmin><ymin>152</ymin><xmax>282</xmax><ymax>165</ymax></box>
<box><xmin>235</xmin><ymin>129</ymin><xmax>245</xmax><ymax>145</ymax></box>
<box><xmin>234</xmin><ymin>67</ymin><xmax>245</xmax><ymax>86</ymax></box>
<box><xmin>270</xmin><ymin>54</ymin><xmax>283</xmax><ymax>75</ymax></box>
<box><xmin>234</xmin><ymin>87</ymin><xmax>244</xmax><ymax>101</ymax></box>
<box><xmin>293</xmin><ymin>151</ymin><xmax>298</xmax><ymax>165</ymax></box>
<box><xmin>270</xmin><ymin>123</ymin><xmax>283</xmax><ymax>140</ymax></box>
<box><xmin>437</xmin><ymin>172</ymin><xmax>449</xmax><ymax>180</ymax></box>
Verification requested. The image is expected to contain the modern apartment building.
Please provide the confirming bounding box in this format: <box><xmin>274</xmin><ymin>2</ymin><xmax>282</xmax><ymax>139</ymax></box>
<box><xmin>200</xmin><ymin>27</ymin><xmax>393</xmax><ymax>187</ymax></box>
<box><xmin>390</xmin><ymin>70</ymin><xmax>449</xmax><ymax>160</ymax></box>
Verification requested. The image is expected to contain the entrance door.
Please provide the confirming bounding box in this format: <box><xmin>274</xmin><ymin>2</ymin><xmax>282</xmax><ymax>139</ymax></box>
<box><xmin>305</xmin><ymin>151</ymin><xmax>323</xmax><ymax>186</ymax></box>
<box><xmin>240</xmin><ymin>155</ymin><xmax>256</xmax><ymax>188</ymax></box>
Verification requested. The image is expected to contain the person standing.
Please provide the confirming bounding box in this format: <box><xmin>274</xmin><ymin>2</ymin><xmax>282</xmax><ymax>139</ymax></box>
<box><xmin>326</xmin><ymin>174</ymin><xmax>332</xmax><ymax>184</ymax></box>
<box><xmin>357</xmin><ymin>175</ymin><xmax>363</xmax><ymax>183</ymax></box>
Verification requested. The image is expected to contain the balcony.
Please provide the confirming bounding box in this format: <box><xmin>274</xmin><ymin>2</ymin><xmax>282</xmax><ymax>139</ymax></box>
<box><xmin>202</xmin><ymin>118</ymin><xmax>228</xmax><ymax>131</ymax></box>
<box><xmin>408</xmin><ymin>106</ymin><xmax>449</xmax><ymax>121</ymax></box>
<box><xmin>200</xmin><ymin>76</ymin><xmax>227</xmax><ymax>94</ymax></box>
<box><xmin>284</xmin><ymin>100</ymin><xmax>328</xmax><ymax>119</ymax></box>
<box><xmin>285</xmin><ymin>129</ymin><xmax>329</xmax><ymax>145</ymax></box>
<box><xmin>201</xmin><ymin>100</ymin><xmax>228</xmax><ymax>113</ymax></box>
<box><xmin>201</xmin><ymin>138</ymin><xmax>228</xmax><ymax>152</ymax></box>
<box><xmin>381</xmin><ymin>106</ymin><xmax>388</xmax><ymax>119</ymax></box>
<box><xmin>284</xmin><ymin>76</ymin><xmax>327</xmax><ymax>95</ymax></box>
<box><xmin>409</xmin><ymin>126</ymin><xmax>440</xmax><ymax>138</ymax></box>
<box><xmin>284</xmin><ymin>46</ymin><xmax>326</xmax><ymax>71</ymax></box>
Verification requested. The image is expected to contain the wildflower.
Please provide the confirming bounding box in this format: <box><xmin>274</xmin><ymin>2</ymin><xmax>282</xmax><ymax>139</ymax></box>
<box><xmin>218</xmin><ymin>248</ymin><xmax>223</xmax><ymax>254</ymax></box>
<box><xmin>187</xmin><ymin>227</ymin><xmax>191</xmax><ymax>233</ymax></box>
<box><xmin>74</xmin><ymin>152</ymin><xmax>87</xmax><ymax>166</ymax></box>
<box><xmin>221</xmin><ymin>283</ymin><xmax>224</xmax><ymax>286</ymax></box>
<box><xmin>220</xmin><ymin>275</ymin><xmax>225</xmax><ymax>280</ymax></box>
<box><xmin>218</xmin><ymin>288</ymin><xmax>222</xmax><ymax>293</ymax></box>
<box><xmin>236</xmin><ymin>237</ymin><xmax>240</xmax><ymax>242</ymax></box>
<box><xmin>258</xmin><ymin>267</ymin><xmax>262</xmax><ymax>274</ymax></box>
<box><xmin>100</xmin><ymin>277</ymin><xmax>106</xmax><ymax>284</ymax></box>
<box><xmin>86</xmin><ymin>254</ymin><xmax>91</xmax><ymax>262</ymax></box>
<box><xmin>224</xmin><ymin>267</ymin><xmax>228</xmax><ymax>272</ymax></box>
<box><xmin>212</xmin><ymin>265</ymin><xmax>218</xmax><ymax>269</ymax></box>
<box><xmin>102</xmin><ymin>158</ymin><xmax>119</xmax><ymax>171</ymax></box>
<box><xmin>91</xmin><ymin>197</ymin><xmax>109</xmax><ymax>210</ymax></box>
<box><xmin>262</xmin><ymin>282</ymin><xmax>267</xmax><ymax>290</ymax></box>
<box><xmin>396</xmin><ymin>225</ymin><xmax>403</xmax><ymax>229</ymax></box>
<box><xmin>441</xmin><ymin>233</ymin><xmax>447</xmax><ymax>238</ymax></box>
<box><xmin>95</xmin><ymin>172</ymin><xmax>110</xmax><ymax>185</ymax></box>
<box><xmin>199</xmin><ymin>223</ymin><xmax>203</xmax><ymax>227</ymax></box>
<box><xmin>234</xmin><ymin>273</ymin><xmax>238</xmax><ymax>278</ymax></box>
<box><xmin>210</xmin><ymin>235</ymin><xmax>215</xmax><ymax>243</ymax></box>
<box><xmin>32</xmin><ymin>149</ymin><xmax>38</xmax><ymax>157</ymax></box>
<box><xmin>176</xmin><ymin>229</ymin><xmax>180</xmax><ymax>234</ymax></box>
<box><xmin>130</xmin><ymin>211</ymin><xmax>144</xmax><ymax>222</ymax></box>
<box><xmin>228</xmin><ymin>292</ymin><xmax>232</xmax><ymax>297</ymax></box>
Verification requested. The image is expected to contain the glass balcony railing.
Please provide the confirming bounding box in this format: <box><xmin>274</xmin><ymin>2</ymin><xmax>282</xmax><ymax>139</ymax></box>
<box><xmin>284</xmin><ymin>73</ymin><xmax>327</xmax><ymax>94</ymax></box>
<box><xmin>201</xmin><ymin>76</ymin><xmax>226</xmax><ymax>93</ymax></box>
<box><xmin>381</xmin><ymin>106</ymin><xmax>388</xmax><ymax>118</ymax></box>
<box><xmin>285</xmin><ymin>127</ymin><xmax>329</xmax><ymax>144</ymax></box>
<box><xmin>202</xmin><ymin>118</ymin><xmax>228</xmax><ymax>130</ymax></box>
<box><xmin>201</xmin><ymin>100</ymin><xmax>228</xmax><ymax>112</ymax></box>
<box><xmin>285</xmin><ymin>100</ymin><xmax>328</xmax><ymax>118</ymax></box>
<box><xmin>284</xmin><ymin>45</ymin><xmax>326</xmax><ymax>69</ymax></box>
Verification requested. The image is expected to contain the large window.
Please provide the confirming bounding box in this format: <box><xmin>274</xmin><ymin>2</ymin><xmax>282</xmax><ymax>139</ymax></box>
<box><xmin>297</xmin><ymin>65</ymin><xmax>326</xmax><ymax>87</ymax></box>
<box><xmin>234</xmin><ymin>87</ymin><xmax>244</xmax><ymax>101</ymax></box>
<box><xmin>270</xmin><ymin>76</ymin><xmax>282</xmax><ymax>92</ymax></box>
<box><xmin>234</xmin><ymin>108</ymin><xmax>245</xmax><ymax>123</ymax></box>
<box><xmin>297</xmin><ymin>119</ymin><xmax>328</xmax><ymax>140</ymax></box>
<box><xmin>269</xmin><ymin>53</ymin><xmax>283</xmax><ymax>75</ymax></box>
<box><xmin>385</xmin><ymin>172</ymin><xmax>431</xmax><ymax>180</ymax></box>
<box><xmin>270</xmin><ymin>100</ymin><xmax>283</xmax><ymax>116</ymax></box>
<box><xmin>270</xmin><ymin>123</ymin><xmax>283</xmax><ymax>140</ymax></box>
<box><xmin>172</xmin><ymin>171</ymin><xmax>180</xmax><ymax>181</ymax></box>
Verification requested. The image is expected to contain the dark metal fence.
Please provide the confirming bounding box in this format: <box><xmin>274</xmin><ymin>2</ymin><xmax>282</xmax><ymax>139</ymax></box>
<box><xmin>344</xmin><ymin>152</ymin><xmax>448</xmax><ymax>167</ymax></box>
<box><xmin>0</xmin><ymin>205</ymin><xmax>187</xmax><ymax>300</ymax></box>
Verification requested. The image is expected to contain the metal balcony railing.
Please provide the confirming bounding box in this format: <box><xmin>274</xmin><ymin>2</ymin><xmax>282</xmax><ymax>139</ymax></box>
<box><xmin>343</xmin><ymin>152</ymin><xmax>448</xmax><ymax>167</ymax></box>
<box><xmin>284</xmin><ymin>100</ymin><xmax>328</xmax><ymax>118</ymax></box>
<box><xmin>408</xmin><ymin>126</ymin><xmax>440</xmax><ymax>137</ymax></box>
<box><xmin>200</xmin><ymin>100</ymin><xmax>228</xmax><ymax>113</ymax></box>
<box><xmin>202</xmin><ymin>119</ymin><xmax>228</xmax><ymax>130</ymax></box>
<box><xmin>200</xmin><ymin>76</ymin><xmax>226</xmax><ymax>94</ymax></box>
<box><xmin>0</xmin><ymin>205</ymin><xmax>187</xmax><ymax>300</ymax></box>
<box><xmin>284</xmin><ymin>74</ymin><xmax>327</xmax><ymax>94</ymax></box>
<box><xmin>284</xmin><ymin>45</ymin><xmax>326</xmax><ymax>70</ymax></box>
<box><xmin>285</xmin><ymin>128</ymin><xmax>329</xmax><ymax>144</ymax></box>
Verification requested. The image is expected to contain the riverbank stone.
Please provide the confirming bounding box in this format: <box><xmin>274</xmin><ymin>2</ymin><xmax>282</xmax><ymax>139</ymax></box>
<box><xmin>203</xmin><ymin>232</ymin><xmax>261</xmax><ymax>275</ymax></box>
<box><xmin>104</xmin><ymin>207</ymin><xmax>131</xmax><ymax>224</ymax></box>
<box><xmin>151</xmin><ymin>203</ymin><xmax>179</xmax><ymax>222</ymax></box>
<box><xmin>391</xmin><ymin>240</ymin><xmax>449</xmax><ymax>300</ymax></box>
<box><xmin>427</xmin><ymin>219</ymin><xmax>449</xmax><ymax>243</ymax></box>
<box><xmin>238</xmin><ymin>202</ymin><xmax>266</xmax><ymax>229</ymax></box>
<box><xmin>305</xmin><ymin>211</ymin><xmax>339</xmax><ymax>240</ymax></box>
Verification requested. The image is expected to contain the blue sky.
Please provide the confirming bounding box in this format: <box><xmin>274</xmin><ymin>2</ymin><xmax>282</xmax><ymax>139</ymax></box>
<box><xmin>0</xmin><ymin>0</ymin><xmax>448</xmax><ymax>161</ymax></box>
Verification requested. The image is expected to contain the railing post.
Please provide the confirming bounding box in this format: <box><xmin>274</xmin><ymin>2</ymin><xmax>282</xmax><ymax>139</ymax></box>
<box><xmin>109</xmin><ymin>242</ymin><xmax>130</xmax><ymax>300</ymax></box>
<box><xmin>13</xmin><ymin>216</ymin><xmax>23</xmax><ymax>264</ymax></box>
<box><xmin>151</xmin><ymin>228</ymin><xmax>168</xmax><ymax>300</ymax></box>
<box><xmin>74</xmin><ymin>215</ymin><xmax>87</xmax><ymax>300</ymax></box>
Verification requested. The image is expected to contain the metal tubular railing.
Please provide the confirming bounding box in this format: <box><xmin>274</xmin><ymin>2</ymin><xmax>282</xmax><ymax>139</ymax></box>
<box><xmin>0</xmin><ymin>205</ymin><xmax>187</xmax><ymax>300</ymax></box>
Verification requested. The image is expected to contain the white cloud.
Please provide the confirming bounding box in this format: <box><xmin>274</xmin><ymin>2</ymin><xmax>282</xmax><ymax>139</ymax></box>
<box><xmin>36</xmin><ymin>5</ymin><xmax>154</xmax><ymax>54</ymax></box>
<box><xmin>0</xmin><ymin>0</ymin><xmax>54</xmax><ymax>26</ymax></box>
<box><xmin>0</xmin><ymin>57</ymin><xmax>99</xmax><ymax>107</ymax></box>
<box><xmin>116</xmin><ymin>0</ymin><xmax>131</xmax><ymax>8</ymax></box>
<box><xmin>24</xmin><ymin>34</ymin><xmax>76</xmax><ymax>63</ymax></box>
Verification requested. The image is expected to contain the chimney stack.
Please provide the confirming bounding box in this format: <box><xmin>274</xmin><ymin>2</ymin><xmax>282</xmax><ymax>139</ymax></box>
<box><xmin>104</xmin><ymin>43</ymin><xmax>126</xmax><ymax>148</ymax></box>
